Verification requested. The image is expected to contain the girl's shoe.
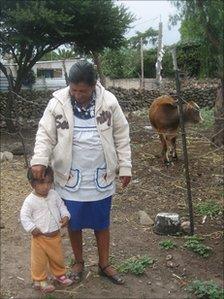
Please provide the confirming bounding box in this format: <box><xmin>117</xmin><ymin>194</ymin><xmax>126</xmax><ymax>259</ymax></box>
<box><xmin>33</xmin><ymin>280</ymin><xmax>55</xmax><ymax>293</ymax></box>
<box><xmin>54</xmin><ymin>275</ymin><xmax>73</xmax><ymax>286</ymax></box>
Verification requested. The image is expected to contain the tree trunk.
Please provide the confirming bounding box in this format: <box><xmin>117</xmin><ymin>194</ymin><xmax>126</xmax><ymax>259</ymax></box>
<box><xmin>62</xmin><ymin>60</ymin><xmax>69</xmax><ymax>86</ymax></box>
<box><xmin>92</xmin><ymin>51</ymin><xmax>106</xmax><ymax>87</ymax></box>
<box><xmin>212</xmin><ymin>78</ymin><xmax>224</xmax><ymax>146</ymax></box>
<box><xmin>5</xmin><ymin>73</ymin><xmax>16</xmax><ymax>132</ymax></box>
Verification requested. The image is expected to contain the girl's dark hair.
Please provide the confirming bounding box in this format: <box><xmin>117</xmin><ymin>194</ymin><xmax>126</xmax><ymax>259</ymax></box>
<box><xmin>27</xmin><ymin>166</ymin><xmax>54</xmax><ymax>184</ymax></box>
<box><xmin>68</xmin><ymin>60</ymin><xmax>97</xmax><ymax>86</ymax></box>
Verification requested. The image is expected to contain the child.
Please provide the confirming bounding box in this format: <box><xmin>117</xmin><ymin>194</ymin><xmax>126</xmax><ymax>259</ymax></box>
<box><xmin>20</xmin><ymin>166</ymin><xmax>73</xmax><ymax>293</ymax></box>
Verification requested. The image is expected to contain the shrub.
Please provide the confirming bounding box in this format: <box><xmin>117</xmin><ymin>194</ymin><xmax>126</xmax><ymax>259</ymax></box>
<box><xmin>117</xmin><ymin>255</ymin><xmax>154</xmax><ymax>275</ymax></box>
<box><xmin>159</xmin><ymin>240</ymin><xmax>177</xmax><ymax>250</ymax></box>
<box><xmin>186</xmin><ymin>279</ymin><xmax>224</xmax><ymax>299</ymax></box>
<box><xmin>195</xmin><ymin>200</ymin><xmax>222</xmax><ymax>217</ymax></box>
<box><xmin>184</xmin><ymin>235</ymin><xmax>212</xmax><ymax>258</ymax></box>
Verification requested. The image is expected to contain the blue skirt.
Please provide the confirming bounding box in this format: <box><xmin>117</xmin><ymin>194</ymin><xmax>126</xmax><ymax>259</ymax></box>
<box><xmin>63</xmin><ymin>196</ymin><xmax>112</xmax><ymax>230</ymax></box>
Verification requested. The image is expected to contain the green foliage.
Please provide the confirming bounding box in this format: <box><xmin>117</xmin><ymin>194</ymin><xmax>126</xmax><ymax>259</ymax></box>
<box><xmin>1</xmin><ymin>0</ymin><xmax>134</xmax><ymax>92</ymax></box>
<box><xmin>184</xmin><ymin>235</ymin><xmax>212</xmax><ymax>258</ymax></box>
<box><xmin>199</xmin><ymin>108</ymin><xmax>214</xmax><ymax>129</ymax></box>
<box><xmin>117</xmin><ymin>255</ymin><xmax>154</xmax><ymax>275</ymax></box>
<box><xmin>43</xmin><ymin>295</ymin><xmax>57</xmax><ymax>299</ymax></box>
<box><xmin>186</xmin><ymin>280</ymin><xmax>224</xmax><ymax>299</ymax></box>
<box><xmin>195</xmin><ymin>201</ymin><xmax>222</xmax><ymax>217</ymax></box>
<box><xmin>101</xmin><ymin>47</ymin><xmax>139</xmax><ymax>78</ymax></box>
<box><xmin>128</xmin><ymin>28</ymin><xmax>158</xmax><ymax>49</ymax></box>
<box><xmin>170</xmin><ymin>0</ymin><xmax>224</xmax><ymax>79</ymax></box>
<box><xmin>159</xmin><ymin>240</ymin><xmax>177</xmax><ymax>250</ymax></box>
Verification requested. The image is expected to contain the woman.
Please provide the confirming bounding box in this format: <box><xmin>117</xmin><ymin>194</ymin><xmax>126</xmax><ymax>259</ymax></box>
<box><xmin>31</xmin><ymin>61</ymin><xmax>132</xmax><ymax>284</ymax></box>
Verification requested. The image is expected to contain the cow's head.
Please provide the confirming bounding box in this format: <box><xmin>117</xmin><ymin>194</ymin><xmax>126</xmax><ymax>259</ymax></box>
<box><xmin>184</xmin><ymin>101</ymin><xmax>203</xmax><ymax>123</ymax></box>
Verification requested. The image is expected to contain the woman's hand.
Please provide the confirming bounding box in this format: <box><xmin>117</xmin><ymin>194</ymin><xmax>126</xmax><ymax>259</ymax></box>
<box><xmin>119</xmin><ymin>176</ymin><xmax>131</xmax><ymax>188</ymax></box>
<box><xmin>31</xmin><ymin>227</ymin><xmax>42</xmax><ymax>237</ymax></box>
<box><xmin>31</xmin><ymin>165</ymin><xmax>46</xmax><ymax>180</ymax></box>
<box><xmin>60</xmin><ymin>216</ymin><xmax>69</xmax><ymax>228</ymax></box>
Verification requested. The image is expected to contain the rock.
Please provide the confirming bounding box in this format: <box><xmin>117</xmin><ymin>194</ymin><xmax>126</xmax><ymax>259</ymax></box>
<box><xmin>2</xmin><ymin>151</ymin><xmax>13</xmax><ymax>161</ymax></box>
<box><xmin>11</xmin><ymin>145</ymin><xmax>33</xmax><ymax>155</ymax></box>
<box><xmin>166</xmin><ymin>254</ymin><xmax>173</xmax><ymax>261</ymax></box>
<box><xmin>166</xmin><ymin>261</ymin><xmax>179</xmax><ymax>268</ymax></box>
<box><xmin>181</xmin><ymin>221</ymin><xmax>191</xmax><ymax>234</ymax></box>
<box><xmin>212</xmin><ymin>175</ymin><xmax>223</xmax><ymax>186</ymax></box>
<box><xmin>138</xmin><ymin>210</ymin><xmax>154</xmax><ymax>226</ymax></box>
<box><xmin>0</xmin><ymin>152</ymin><xmax>4</xmax><ymax>162</ymax></box>
<box><xmin>154</xmin><ymin>212</ymin><xmax>180</xmax><ymax>235</ymax></box>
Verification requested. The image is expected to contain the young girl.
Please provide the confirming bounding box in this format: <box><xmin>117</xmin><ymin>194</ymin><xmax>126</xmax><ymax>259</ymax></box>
<box><xmin>20</xmin><ymin>167</ymin><xmax>73</xmax><ymax>293</ymax></box>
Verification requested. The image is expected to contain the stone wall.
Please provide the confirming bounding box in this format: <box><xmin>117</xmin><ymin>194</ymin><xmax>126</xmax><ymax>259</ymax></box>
<box><xmin>0</xmin><ymin>79</ymin><xmax>218</xmax><ymax>128</ymax></box>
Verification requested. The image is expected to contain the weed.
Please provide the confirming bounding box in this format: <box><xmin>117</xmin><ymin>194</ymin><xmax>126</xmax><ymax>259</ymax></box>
<box><xmin>195</xmin><ymin>201</ymin><xmax>222</xmax><ymax>218</ymax></box>
<box><xmin>200</xmin><ymin>107</ymin><xmax>214</xmax><ymax>129</ymax></box>
<box><xmin>184</xmin><ymin>235</ymin><xmax>212</xmax><ymax>258</ymax></box>
<box><xmin>186</xmin><ymin>279</ymin><xmax>224</xmax><ymax>299</ymax></box>
<box><xmin>43</xmin><ymin>295</ymin><xmax>57</xmax><ymax>299</ymax></box>
<box><xmin>66</xmin><ymin>256</ymin><xmax>75</xmax><ymax>268</ymax></box>
<box><xmin>159</xmin><ymin>239</ymin><xmax>177</xmax><ymax>250</ymax></box>
<box><xmin>117</xmin><ymin>255</ymin><xmax>154</xmax><ymax>275</ymax></box>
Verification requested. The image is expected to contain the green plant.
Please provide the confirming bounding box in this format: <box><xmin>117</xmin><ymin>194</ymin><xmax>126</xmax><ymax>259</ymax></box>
<box><xmin>186</xmin><ymin>279</ymin><xmax>224</xmax><ymax>299</ymax></box>
<box><xmin>159</xmin><ymin>239</ymin><xmax>177</xmax><ymax>250</ymax></box>
<box><xmin>117</xmin><ymin>255</ymin><xmax>154</xmax><ymax>275</ymax></box>
<box><xmin>184</xmin><ymin>235</ymin><xmax>212</xmax><ymax>258</ymax></box>
<box><xmin>66</xmin><ymin>256</ymin><xmax>75</xmax><ymax>268</ymax></box>
<box><xmin>199</xmin><ymin>108</ymin><xmax>215</xmax><ymax>129</ymax></box>
<box><xmin>43</xmin><ymin>295</ymin><xmax>57</xmax><ymax>299</ymax></box>
<box><xmin>195</xmin><ymin>200</ymin><xmax>222</xmax><ymax>217</ymax></box>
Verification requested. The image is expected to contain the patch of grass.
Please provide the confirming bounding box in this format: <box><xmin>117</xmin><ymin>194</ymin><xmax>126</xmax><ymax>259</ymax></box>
<box><xmin>186</xmin><ymin>279</ymin><xmax>224</xmax><ymax>299</ymax></box>
<box><xmin>117</xmin><ymin>255</ymin><xmax>154</xmax><ymax>275</ymax></box>
<box><xmin>195</xmin><ymin>201</ymin><xmax>222</xmax><ymax>218</ymax></box>
<box><xmin>43</xmin><ymin>295</ymin><xmax>57</xmax><ymax>299</ymax></box>
<box><xmin>66</xmin><ymin>256</ymin><xmax>75</xmax><ymax>268</ymax></box>
<box><xmin>184</xmin><ymin>235</ymin><xmax>212</xmax><ymax>258</ymax></box>
<box><xmin>200</xmin><ymin>107</ymin><xmax>214</xmax><ymax>129</ymax></box>
<box><xmin>159</xmin><ymin>239</ymin><xmax>177</xmax><ymax>250</ymax></box>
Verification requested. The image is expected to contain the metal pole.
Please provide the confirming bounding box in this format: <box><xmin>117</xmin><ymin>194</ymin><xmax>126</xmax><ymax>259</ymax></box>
<box><xmin>171</xmin><ymin>47</ymin><xmax>195</xmax><ymax>235</ymax></box>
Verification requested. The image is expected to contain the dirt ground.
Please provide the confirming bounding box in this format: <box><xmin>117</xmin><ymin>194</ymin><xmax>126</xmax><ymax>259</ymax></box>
<box><xmin>1</xmin><ymin>109</ymin><xmax>223</xmax><ymax>299</ymax></box>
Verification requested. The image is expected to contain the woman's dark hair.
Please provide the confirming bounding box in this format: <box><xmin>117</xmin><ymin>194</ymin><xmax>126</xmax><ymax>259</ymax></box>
<box><xmin>27</xmin><ymin>166</ymin><xmax>54</xmax><ymax>184</ymax></box>
<box><xmin>68</xmin><ymin>60</ymin><xmax>97</xmax><ymax>86</ymax></box>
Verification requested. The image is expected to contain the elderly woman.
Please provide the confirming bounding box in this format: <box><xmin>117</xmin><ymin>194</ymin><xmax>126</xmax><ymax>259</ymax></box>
<box><xmin>31</xmin><ymin>61</ymin><xmax>132</xmax><ymax>285</ymax></box>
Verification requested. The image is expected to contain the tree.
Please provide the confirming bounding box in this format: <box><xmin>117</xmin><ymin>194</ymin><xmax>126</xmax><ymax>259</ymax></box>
<box><xmin>0</xmin><ymin>0</ymin><xmax>134</xmax><ymax>131</ymax></box>
<box><xmin>170</xmin><ymin>0</ymin><xmax>224</xmax><ymax>146</ymax></box>
<box><xmin>101</xmin><ymin>47</ymin><xmax>139</xmax><ymax>79</ymax></box>
<box><xmin>67</xmin><ymin>0</ymin><xmax>134</xmax><ymax>86</ymax></box>
<box><xmin>55</xmin><ymin>49</ymin><xmax>77</xmax><ymax>85</ymax></box>
<box><xmin>128</xmin><ymin>28</ymin><xmax>158</xmax><ymax>49</ymax></box>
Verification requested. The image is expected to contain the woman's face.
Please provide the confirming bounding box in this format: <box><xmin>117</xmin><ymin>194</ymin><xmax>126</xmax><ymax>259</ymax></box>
<box><xmin>69</xmin><ymin>82</ymin><xmax>95</xmax><ymax>106</ymax></box>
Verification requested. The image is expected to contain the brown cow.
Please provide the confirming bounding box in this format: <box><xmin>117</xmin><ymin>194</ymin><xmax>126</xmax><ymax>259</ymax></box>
<box><xmin>149</xmin><ymin>95</ymin><xmax>203</xmax><ymax>165</ymax></box>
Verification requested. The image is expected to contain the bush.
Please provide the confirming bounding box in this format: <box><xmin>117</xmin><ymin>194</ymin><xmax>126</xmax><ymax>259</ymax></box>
<box><xmin>117</xmin><ymin>255</ymin><xmax>154</xmax><ymax>275</ymax></box>
<box><xmin>186</xmin><ymin>280</ymin><xmax>224</xmax><ymax>299</ymax></box>
<box><xmin>184</xmin><ymin>235</ymin><xmax>212</xmax><ymax>258</ymax></box>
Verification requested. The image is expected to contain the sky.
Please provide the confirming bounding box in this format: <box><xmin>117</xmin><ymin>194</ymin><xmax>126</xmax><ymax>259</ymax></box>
<box><xmin>117</xmin><ymin>0</ymin><xmax>181</xmax><ymax>45</ymax></box>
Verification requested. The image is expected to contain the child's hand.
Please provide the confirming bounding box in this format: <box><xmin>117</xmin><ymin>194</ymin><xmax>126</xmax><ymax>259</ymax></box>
<box><xmin>32</xmin><ymin>228</ymin><xmax>42</xmax><ymax>236</ymax></box>
<box><xmin>60</xmin><ymin>216</ymin><xmax>69</xmax><ymax>228</ymax></box>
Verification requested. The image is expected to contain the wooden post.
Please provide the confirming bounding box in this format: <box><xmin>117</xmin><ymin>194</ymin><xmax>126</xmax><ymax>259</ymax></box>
<box><xmin>156</xmin><ymin>21</ymin><xmax>163</xmax><ymax>86</ymax></box>
<box><xmin>171</xmin><ymin>47</ymin><xmax>195</xmax><ymax>235</ymax></box>
<box><xmin>140</xmin><ymin>37</ymin><xmax>144</xmax><ymax>90</ymax></box>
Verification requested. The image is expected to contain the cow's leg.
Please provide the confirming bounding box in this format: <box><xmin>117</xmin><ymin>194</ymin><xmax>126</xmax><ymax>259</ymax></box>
<box><xmin>159</xmin><ymin>134</ymin><xmax>170</xmax><ymax>165</ymax></box>
<box><xmin>170</xmin><ymin>136</ymin><xmax>178</xmax><ymax>160</ymax></box>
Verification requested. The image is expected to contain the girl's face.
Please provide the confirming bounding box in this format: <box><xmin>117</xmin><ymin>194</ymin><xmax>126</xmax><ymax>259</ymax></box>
<box><xmin>32</xmin><ymin>176</ymin><xmax>52</xmax><ymax>197</ymax></box>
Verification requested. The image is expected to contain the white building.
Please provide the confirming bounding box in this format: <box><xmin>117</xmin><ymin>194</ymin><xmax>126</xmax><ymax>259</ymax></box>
<box><xmin>0</xmin><ymin>59</ymin><xmax>79</xmax><ymax>91</ymax></box>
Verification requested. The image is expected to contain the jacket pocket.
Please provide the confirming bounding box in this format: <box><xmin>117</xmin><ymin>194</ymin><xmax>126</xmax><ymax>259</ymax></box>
<box><xmin>95</xmin><ymin>167</ymin><xmax>113</xmax><ymax>192</ymax></box>
<box><xmin>64</xmin><ymin>169</ymin><xmax>81</xmax><ymax>192</ymax></box>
